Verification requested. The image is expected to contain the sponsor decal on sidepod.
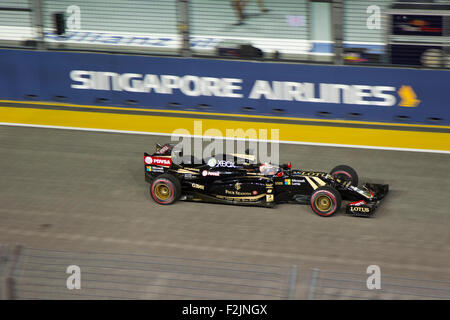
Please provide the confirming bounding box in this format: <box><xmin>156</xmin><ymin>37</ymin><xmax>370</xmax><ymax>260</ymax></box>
<box><xmin>144</xmin><ymin>156</ymin><xmax>172</xmax><ymax>167</ymax></box>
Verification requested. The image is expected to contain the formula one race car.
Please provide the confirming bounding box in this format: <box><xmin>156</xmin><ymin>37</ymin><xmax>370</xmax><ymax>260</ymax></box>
<box><xmin>144</xmin><ymin>143</ymin><xmax>389</xmax><ymax>217</ymax></box>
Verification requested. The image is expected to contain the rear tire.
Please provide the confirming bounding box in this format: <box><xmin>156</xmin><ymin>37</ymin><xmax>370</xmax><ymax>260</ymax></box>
<box><xmin>310</xmin><ymin>186</ymin><xmax>342</xmax><ymax>217</ymax></box>
<box><xmin>330</xmin><ymin>165</ymin><xmax>358</xmax><ymax>187</ymax></box>
<box><xmin>150</xmin><ymin>174</ymin><xmax>181</xmax><ymax>205</ymax></box>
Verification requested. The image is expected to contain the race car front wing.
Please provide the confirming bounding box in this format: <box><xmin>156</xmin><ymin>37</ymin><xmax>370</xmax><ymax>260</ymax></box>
<box><xmin>346</xmin><ymin>183</ymin><xmax>389</xmax><ymax>217</ymax></box>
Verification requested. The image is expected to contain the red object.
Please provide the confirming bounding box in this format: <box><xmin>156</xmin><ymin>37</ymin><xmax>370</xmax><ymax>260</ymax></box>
<box><xmin>144</xmin><ymin>156</ymin><xmax>172</xmax><ymax>167</ymax></box>
<box><xmin>144</xmin><ymin>156</ymin><xmax>152</xmax><ymax>164</ymax></box>
<box><xmin>288</xmin><ymin>162</ymin><xmax>292</xmax><ymax>169</ymax></box>
<box><xmin>277</xmin><ymin>172</ymin><xmax>284</xmax><ymax>177</ymax></box>
<box><xmin>349</xmin><ymin>200</ymin><xmax>366</xmax><ymax>206</ymax></box>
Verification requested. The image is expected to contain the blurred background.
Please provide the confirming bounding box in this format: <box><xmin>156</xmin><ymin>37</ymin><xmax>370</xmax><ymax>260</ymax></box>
<box><xmin>0</xmin><ymin>0</ymin><xmax>449</xmax><ymax>301</ymax></box>
<box><xmin>1</xmin><ymin>0</ymin><xmax>450</xmax><ymax>68</ymax></box>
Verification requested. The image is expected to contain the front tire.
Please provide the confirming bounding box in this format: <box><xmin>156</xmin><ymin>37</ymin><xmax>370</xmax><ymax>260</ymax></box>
<box><xmin>310</xmin><ymin>186</ymin><xmax>342</xmax><ymax>217</ymax></box>
<box><xmin>330</xmin><ymin>165</ymin><xmax>358</xmax><ymax>187</ymax></box>
<box><xmin>150</xmin><ymin>174</ymin><xmax>181</xmax><ymax>205</ymax></box>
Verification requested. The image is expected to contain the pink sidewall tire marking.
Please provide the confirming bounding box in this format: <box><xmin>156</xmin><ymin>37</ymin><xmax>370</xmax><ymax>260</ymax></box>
<box><xmin>311</xmin><ymin>190</ymin><xmax>337</xmax><ymax>217</ymax></box>
<box><xmin>151</xmin><ymin>179</ymin><xmax>175</xmax><ymax>204</ymax></box>
<box><xmin>332</xmin><ymin>171</ymin><xmax>352</xmax><ymax>179</ymax></box>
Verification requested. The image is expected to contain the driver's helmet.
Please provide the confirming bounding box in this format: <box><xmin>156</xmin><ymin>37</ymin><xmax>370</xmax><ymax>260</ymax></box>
<box><xmin>259</xmin><ymin>163</ymin><xmax>279</xmax><ymax>176</ymax></box>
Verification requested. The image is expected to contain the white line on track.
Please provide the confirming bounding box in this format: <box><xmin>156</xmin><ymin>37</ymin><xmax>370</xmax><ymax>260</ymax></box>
<box><xmin>1</xmin><ymin>122</ymin><xmax>449</xmax><ymax>154</ymax></box>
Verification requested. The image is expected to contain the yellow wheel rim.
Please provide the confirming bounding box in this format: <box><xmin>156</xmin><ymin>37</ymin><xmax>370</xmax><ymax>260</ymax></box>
<box><xmin>315</xmin><ymin>195</ymin><xmax>332</xmax><ymax>212</ymax></box>
<box><xmin>155</xmin><ymin>183</ymin><xmax>171</xmax><ymax>200</ymax></box>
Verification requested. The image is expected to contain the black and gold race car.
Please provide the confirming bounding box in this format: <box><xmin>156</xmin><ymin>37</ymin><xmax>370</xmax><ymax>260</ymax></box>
<box><xmin>144</xmin><ymin>143</ymin><xmax>389</xmax><ymax>217</ymax></box>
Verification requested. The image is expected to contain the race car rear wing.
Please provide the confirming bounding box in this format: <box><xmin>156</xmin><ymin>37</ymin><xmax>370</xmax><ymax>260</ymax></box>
<box><xmin>155</xmin><ymin>143</ymin><xmax>175</xmax><ymax>155</ymax></box>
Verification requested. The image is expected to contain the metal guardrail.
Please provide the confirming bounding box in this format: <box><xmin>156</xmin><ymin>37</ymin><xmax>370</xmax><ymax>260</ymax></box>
<box><xmin>0</xmin><ymin>245</ymin><xmax>296</xmax><ymax>300</ymax></box>
<box><xmin>307</xmin><ymin>268</ymin><xmax>450</xmax><ymax>300</ymax></box>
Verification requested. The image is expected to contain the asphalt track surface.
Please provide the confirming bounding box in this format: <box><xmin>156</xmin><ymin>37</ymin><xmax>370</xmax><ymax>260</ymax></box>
<box><xmin>0</xmin><ymin>124</ymin><xmax>449</xmax><ymax>298</ymax></box>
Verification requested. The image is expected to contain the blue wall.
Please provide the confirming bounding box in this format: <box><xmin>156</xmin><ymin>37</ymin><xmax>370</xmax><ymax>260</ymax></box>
<box><xmin>0</xmin><ymin>49</ymin><xmax>448</xmax><ymax>125</ymax></box>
